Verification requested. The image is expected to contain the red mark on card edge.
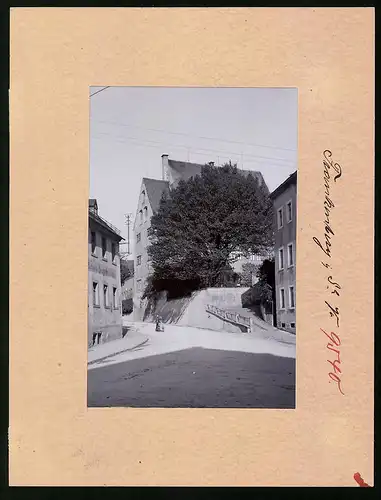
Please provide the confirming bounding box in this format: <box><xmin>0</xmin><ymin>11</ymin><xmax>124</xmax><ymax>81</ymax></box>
<box><xmin>354</xmin><ymin>472</ymin><xmax>370</xmax><ymax>487</ymax></box>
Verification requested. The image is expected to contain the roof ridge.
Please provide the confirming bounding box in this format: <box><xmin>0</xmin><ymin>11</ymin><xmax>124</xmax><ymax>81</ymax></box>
<box><xmin>142</xmin><ymin>176</ymin><xmax>169</xmax><ymax>181</ymax></box>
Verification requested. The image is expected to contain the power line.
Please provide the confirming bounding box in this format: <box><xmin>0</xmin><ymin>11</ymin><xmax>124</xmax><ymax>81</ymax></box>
<box><xmin>92</xmin><ymin>134</ymin><xmax>248</xmax><ymax>169</ymax></box>
<box><xmin>91</xmin><ymin>130</ymin><xmax>295</xmax><ymax>166</ymax></box>
<box><xmin>89</xmin><ymin>86</ymin><xmax>110</xmax><ymax>98</ymax></box>
<box><xmin>92</xmin><ymin>134</ymin><xmax>236</xmax><ymax>166</ymax></box>
<box><xmin>92</xmin><ymin>133</ymin><xmax>294</xmax><ymax>168</ymax></box>
<box><xmin>93</xmin><ymin>119</ymin><xmax>296</xmax><ymax>153</ymax></box>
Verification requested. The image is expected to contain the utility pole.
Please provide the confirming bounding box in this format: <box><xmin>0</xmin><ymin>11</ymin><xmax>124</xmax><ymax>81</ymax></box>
<box><xmin>124</xmin><ymin>213</ymin><xmax>132</xmax><ymax>256</ymax></box>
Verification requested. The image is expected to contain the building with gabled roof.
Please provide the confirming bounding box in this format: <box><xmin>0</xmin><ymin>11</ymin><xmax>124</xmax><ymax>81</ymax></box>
<box><xmin>142</xmin><ymin>177</ymin><xmax>170</xmax><ymax>214</ymax></box>
<box><xmin>88</xmin><ymin>199</ymin><xmax>124</xmax><ymax>347</ymax></box>
<box><xmin>162</xmin><ymin>154</ymin><xmax>268</xmax><ymax>193</ymax></box>
<box><xmin>133</xmin><ymin>177</ymin><xmax>170</xmax><ymax>320</ymax></box>
<box><xmin>133</xmin><ymin>154</ymin><xmax>270</xmax><ymax>320</ymax></box>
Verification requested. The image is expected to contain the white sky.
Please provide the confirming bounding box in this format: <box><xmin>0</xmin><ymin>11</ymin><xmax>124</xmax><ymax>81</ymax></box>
<box><xmin>90</xmin><ymin>87</ymin><xmax>297</xmax><ymax>253</ymax></box>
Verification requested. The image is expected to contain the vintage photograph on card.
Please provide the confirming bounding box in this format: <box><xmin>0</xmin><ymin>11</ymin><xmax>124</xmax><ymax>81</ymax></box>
<box><xmin>10</xmin><ymin>7</ymin><xmax>374</xmax><ymax>487</ymax></box>
<box><xmin>87</xmin><ymin>87</ymin><xmax>297</xmax><ymax>408</ymax></box>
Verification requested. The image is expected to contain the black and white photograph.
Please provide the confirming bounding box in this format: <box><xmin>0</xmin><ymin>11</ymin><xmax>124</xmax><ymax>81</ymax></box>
<box><xmin>87</xmin><ymin>87</ymin><xmax>297</xmax><ymax>408</ymax></box>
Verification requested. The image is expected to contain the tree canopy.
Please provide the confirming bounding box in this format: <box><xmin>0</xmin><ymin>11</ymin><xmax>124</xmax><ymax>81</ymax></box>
<box><xmin>147</xmin><ymin>163</ymin><xmax>274</xmax><ymax>292</ymax></box>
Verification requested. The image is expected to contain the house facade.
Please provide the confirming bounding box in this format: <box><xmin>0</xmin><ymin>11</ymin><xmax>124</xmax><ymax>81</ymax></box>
<box><xmin>270</xmin><ymin>172</ymin><xmax>297</xmax><ymax>334</ymax></box>
<box><xmin>133</xmin><ymin>154</ymin><xmax>269</xmax><ymax>320</ymax></box>
<box><xmin>232</xmin><ymin>251</ymin><xmax>274</xmax><ymax>285</ymax></box>
<box><xmin>133</xmin><ymin>177</ymin><xmax>169</xmax><ymax>320</ymax></box>
<box><xmin>88</xmin><ymin>199</ymin><xmax>124</xmax><ymax>346</ymax></box>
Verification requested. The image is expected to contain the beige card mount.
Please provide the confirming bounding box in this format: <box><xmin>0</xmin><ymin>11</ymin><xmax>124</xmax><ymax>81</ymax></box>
<box><xmin>9</xmin><ymin>8</ymin><xmax>374</xmax><ymax>486</ymax></box>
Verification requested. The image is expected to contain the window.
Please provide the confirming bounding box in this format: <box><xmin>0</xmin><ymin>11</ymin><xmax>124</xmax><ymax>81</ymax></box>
<box><xmin>92</xmin><ymin>282</ymin><xmax>99</xmax><ymax>307</ymax></box>
<box><xmin>137</xmin><ymin>279</ymin><xmax>142</xmax><ymax>292</ymax></box>
<box><xmin>111</xmin><ymin>242</ymin><xmax>117</xmax><ymax>263</ymax></box>
<box><xmin>139</xmin><ymin>210</ymin><xmax>143</xmax><ymax>223</ymax></box>
<box><xmin>141</xmin><ymin>190</ymin><xmax>145</xmax><ymax>202</ymax></box>
<box><xmin>280</xmin><ymin>288</ymin><xmax>286</xmax><ymax>309</ymax></box>
<box><xmin>287</xmin><ymin>243</ymin><xmax>294</xmax><ymax>267</ymax></box>
<box><xmin>103</xmin><ymin>284</ymin><xmax>109</xmax><ymax>308</ymax></box>
<box><xmin>91</xmin><ymin>231</ymin><xmax>96</xmax><ymax>255</ymax></box>
<box><xmin>277</xmin><ymin>207</ymin><xmax>284</xmax><ymax>229</ymax></box>
<box><xmin>144</xmin><ymin>206</ymin><xmax>148</xmax><ymax>220</ymax></box>
<box><xmin>137</xmin><ymin>255</ymin><xmax>141</xmax><ymax>266</ymax></box>
<box><xmin>279</xmin><ymin>247</ymin><xmax>284</xmax><ymax>270</ymax></box>
<box><xmin>290</xmin><ymin>322</ymin><xmax>296</xmax><ymax>328</ymax></box>
<box><xmin>286</xmin><ymin>200</ymin><xmax>292</xmax><ymax>223</ymax></box>
<box><xmin>136</xmin><ymin>232</ymin><xmax>141</xmax><ymax>243</ymax></box>
<box><xmin>289</xmin><ymin>286</ymin><xmax>295</xmax><ymax>309</ymax></box>
<box><xmin>102</xmin><ymin>237</ymin><xmax>107</xmax><ymax>259</ymax></box>
<box><xmin>112</xmin><ymin>287</ymin><xmax>117</xmax><ymax>309</ymax></box>
<box><xmin>281</xmin><ymin>322</ymin><xmax>286</xmax><ymax>328</ymax></box>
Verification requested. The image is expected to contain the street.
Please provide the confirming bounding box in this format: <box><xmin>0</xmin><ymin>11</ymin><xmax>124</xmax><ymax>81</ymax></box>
<box><xmin>88</xmin><ymin>321</ymin><xmax>295</xmax><ymax>408</ymax></box>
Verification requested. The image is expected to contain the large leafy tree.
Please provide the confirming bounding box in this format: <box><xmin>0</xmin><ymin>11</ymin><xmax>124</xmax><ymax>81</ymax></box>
<box><xmin>147</xmin><ymin>163</ymin><xmax>274</xmax><ymax>290</ymax></box>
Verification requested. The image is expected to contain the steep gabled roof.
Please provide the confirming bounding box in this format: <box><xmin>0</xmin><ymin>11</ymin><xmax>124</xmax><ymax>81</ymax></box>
<box><xmin>168</xmin><ymin>159</ymin><xmax>268</xmax><ymax>193</ymax></box>
<box><xmin>168</xmin><ymin>159</ymin><xmax>205</xmax><ymax>181</ymax></box>
<box><xmin>142</xmin><ymin>177</ymin><xmax>170</xmax><ymax>213</ymax></box>
<box><xmin>270</xmin><ymin>171</ymin><xmax>297</xmax><ymax>200</ymax></box>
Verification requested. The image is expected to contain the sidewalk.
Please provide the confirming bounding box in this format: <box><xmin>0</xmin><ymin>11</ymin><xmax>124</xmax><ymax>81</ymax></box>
<box><xmin>88</xmin><ymin>330</ymin><xmax>149</xmax><ymax>365</ymax></box>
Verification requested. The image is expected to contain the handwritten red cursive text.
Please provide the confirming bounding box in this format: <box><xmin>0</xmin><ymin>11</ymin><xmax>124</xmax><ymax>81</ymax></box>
<box><xmin>321</xmin><ymin>328</ymin><xmax>344</xmax><ymax>395</ymax></box>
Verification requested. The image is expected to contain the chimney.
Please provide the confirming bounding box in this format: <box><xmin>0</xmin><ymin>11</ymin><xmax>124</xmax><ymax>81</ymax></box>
<box><xmin>161</xmin><ymin>154</ymin><xmax>169</xmax><ymax>181</ymax></box>
<box><xmin>89</xmin><ymin>199</ymin><xmax>98</xmax><ymax>215</ymax></box>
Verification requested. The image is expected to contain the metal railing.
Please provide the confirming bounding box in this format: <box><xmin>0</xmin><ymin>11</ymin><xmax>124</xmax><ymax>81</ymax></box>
<box><xmin>205</xmin><ymin>304</ymin><xmax>252</xmax><ymax>331</ymax></box>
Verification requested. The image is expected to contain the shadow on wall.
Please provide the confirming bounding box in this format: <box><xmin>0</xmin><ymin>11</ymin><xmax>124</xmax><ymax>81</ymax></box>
<box><xmin>141</xmin><ymin>283</ymin><xmax>252</xmax><ymax>335</ymax></box>
<box><xmin>177</xmin><ymin>287</ymin><xmax>248</xmax><ymax>332</ymax></box>
<box><xmin>143</xmin><ymin>290</ymin><xmax>195</xmax><ymax>324</ymax></box>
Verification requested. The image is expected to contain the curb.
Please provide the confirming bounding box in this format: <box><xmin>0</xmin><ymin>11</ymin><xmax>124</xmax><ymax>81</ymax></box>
<box><xmin>88</xmin><ymin>337</ymin><xmax>149</xmax><ymax>366</ymax></box>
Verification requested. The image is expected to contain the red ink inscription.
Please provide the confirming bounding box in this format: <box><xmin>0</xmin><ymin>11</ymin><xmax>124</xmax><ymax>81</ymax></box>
<box><xmin>321</xmin><ymin>328</ymin><xmax>344</xmax><ymax>395</ymax></box>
